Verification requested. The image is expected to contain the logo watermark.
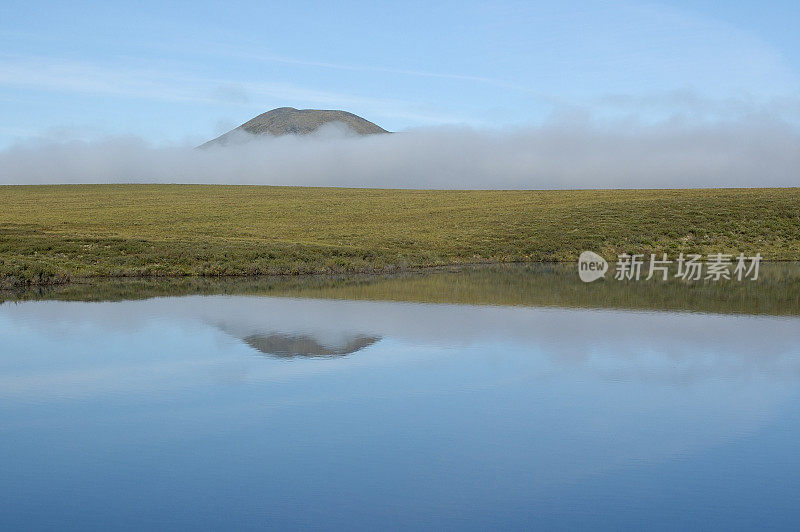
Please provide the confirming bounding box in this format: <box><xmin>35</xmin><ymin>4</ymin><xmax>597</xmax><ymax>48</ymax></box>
<box><xmin>578</xmin><ymin>251</ymin><xmax>609</xmax><ymax>282</ymax></box>
<box><xmin>578</xmin><ymin>252</ymin><xmax>761</xmax><ymax>283</ymax></box>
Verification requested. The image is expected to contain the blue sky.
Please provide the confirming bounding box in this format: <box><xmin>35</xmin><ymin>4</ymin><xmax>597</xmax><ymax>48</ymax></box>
<box><xmin>1</xmin><ymin>0</ymin><xmax>799</xmax><ymax>148</ymax></box>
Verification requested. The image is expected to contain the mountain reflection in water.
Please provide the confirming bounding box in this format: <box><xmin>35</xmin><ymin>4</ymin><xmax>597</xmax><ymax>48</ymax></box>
<box><xmin>2</xmin><ymin>265</ymin><xmax>800</xmax><ymax>530</ymax></box>
<box><xmin>241</xmin><ymin>332</ymin><xmax>380</xmax><ymax>358</ymax></box>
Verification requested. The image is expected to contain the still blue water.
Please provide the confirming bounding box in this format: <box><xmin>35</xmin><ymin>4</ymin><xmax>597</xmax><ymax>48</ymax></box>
<box><xmin>2</xmin><ymin>295</ymin><xmax>800</xmax><ymax>530</ymax></box>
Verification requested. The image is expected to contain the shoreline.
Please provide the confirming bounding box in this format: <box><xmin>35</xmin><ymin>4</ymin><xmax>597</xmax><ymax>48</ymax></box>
<box><xmin>0</xmin><ymin>259</ymin><xmax>534</xmax><ymax>288</ymax></box>
<box><xmin>3</xmin><ymin>261</ymin><xmax>799</xmax><ymax>317</ymax></box>
<box><xmin>3</xmin><ymin>257</ymin><xmax>799</xmax><ymax>290</ymax></box>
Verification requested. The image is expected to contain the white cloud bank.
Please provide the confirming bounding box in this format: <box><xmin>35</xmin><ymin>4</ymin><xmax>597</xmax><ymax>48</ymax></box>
<box><xmin>1</xmin><ymin>119</ymin><xmax>798</xmax><ymax>189</ymax></box>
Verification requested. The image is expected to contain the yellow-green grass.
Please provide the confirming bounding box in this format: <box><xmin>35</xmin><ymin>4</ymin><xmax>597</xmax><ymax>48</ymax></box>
<box><xmin>1</xmin><ymin>184</ymin><xmax>798</xmax><ymax>285</ymax></box>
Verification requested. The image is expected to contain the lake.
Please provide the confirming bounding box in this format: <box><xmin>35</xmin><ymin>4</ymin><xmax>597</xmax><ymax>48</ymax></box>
<box><xmin>2</xmin><ymin>264</ymin><xmax>800</xmax><ymax>530</ymax></box>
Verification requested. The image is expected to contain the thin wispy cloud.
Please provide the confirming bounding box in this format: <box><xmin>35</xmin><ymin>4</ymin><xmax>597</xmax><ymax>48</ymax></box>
<box><xmin>227</xmin><ymin>49</ymin><xmax>538</xmax><ymax>94</ymax></box>
<box><xmin>592</xmin><ymin>91</ymin><xmax>800</xmax><ymax>123</ymax></box>
<box><xmin>0</xmin><ymin>54</ymin><xmax>465</xmax><ymax>125</ymax></box>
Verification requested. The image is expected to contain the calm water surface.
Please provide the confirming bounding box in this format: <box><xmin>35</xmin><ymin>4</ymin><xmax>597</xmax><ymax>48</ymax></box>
<box><xmin>2</xmin><ymin>265</ymin><xmax>800</xmax><ymax>530</ymax></box>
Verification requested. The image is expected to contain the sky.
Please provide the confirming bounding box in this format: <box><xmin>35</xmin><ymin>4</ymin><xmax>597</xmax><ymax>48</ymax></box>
<box><xmin>0</xmin><ymin>0</ymin><xmax>799</xmax><ymax>187</ymax></box>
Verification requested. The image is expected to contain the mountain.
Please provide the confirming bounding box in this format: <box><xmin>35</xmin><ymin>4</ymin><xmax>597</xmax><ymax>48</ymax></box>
<box><xmin>200</xmin><ymin>107</ymin><xmax>389</xmax><ymax>147</ymax></box>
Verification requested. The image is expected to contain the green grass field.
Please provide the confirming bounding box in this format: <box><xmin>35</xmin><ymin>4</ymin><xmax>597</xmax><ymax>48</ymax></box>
<box><xmin>1</xmin><ymin>185</ymin><xmax>799</xmax><ymax>285</ymax></box>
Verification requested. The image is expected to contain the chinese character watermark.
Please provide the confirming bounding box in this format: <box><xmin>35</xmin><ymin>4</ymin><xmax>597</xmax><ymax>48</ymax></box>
<box><xmin>578</xmin><ymin>251</ymin><xmax>761</xmax><ymax>283</ymax></box>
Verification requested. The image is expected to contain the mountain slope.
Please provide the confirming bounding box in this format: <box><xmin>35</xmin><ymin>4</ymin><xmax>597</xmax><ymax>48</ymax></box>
<box><xmin>200</xmin><ymin>107</ymin><xmax>388</xmax><ymax>147</ymax></box>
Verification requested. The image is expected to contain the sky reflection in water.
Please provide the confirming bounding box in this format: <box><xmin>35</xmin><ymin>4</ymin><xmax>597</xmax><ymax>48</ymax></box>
<box><xmin>1</xmin><ymin>293</ymin><xmax>800</xmax><ymax>530</ymax></box>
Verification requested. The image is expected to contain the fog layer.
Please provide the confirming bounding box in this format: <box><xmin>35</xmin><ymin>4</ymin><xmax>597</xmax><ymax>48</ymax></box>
<box><xmin>1</xmin><ymin>119</ymin><xmax>798</xmax><ymax>188</ymax></box>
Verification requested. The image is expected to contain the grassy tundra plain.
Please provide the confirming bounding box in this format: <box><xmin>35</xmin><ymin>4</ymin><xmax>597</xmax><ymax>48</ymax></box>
<box><xmin>1</xmin><ymin>185</ymin><xmax>798</xmax><ymax>286</ymax></box>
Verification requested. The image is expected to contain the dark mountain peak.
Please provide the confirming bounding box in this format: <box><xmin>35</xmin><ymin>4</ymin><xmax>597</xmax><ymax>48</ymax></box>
<box><xmin>200</xmin><ymin>107</ymin><xmax>389</xmax><ymax>147</ymax></box>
